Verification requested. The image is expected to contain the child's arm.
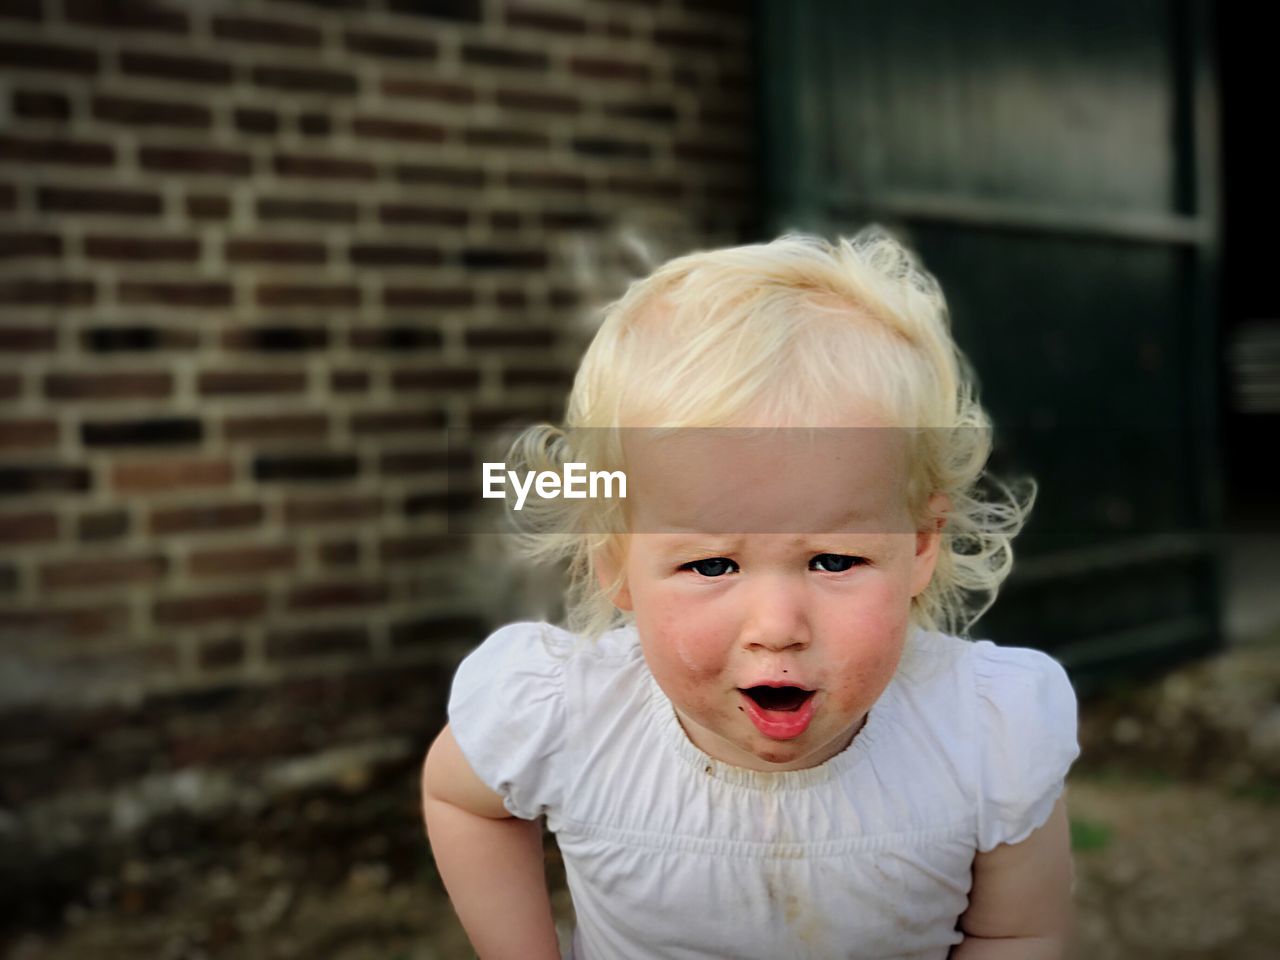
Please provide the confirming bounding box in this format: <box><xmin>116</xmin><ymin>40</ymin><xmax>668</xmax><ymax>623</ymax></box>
<box><xmin>950</xmin><ymin>796</ymin><xmax>1074</xmax><ymax>959</ymax></box>
<box><xmin>421</xmin><ymin>724</ymin><xmax>562</xmax><ymax>960</ymax></box>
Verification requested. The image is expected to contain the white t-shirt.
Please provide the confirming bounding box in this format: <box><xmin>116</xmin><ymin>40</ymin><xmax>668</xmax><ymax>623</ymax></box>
<box><xmin>448</xmin><ymin>621</ymin><xmax>1080</xmax><ymax>960</ymax></box>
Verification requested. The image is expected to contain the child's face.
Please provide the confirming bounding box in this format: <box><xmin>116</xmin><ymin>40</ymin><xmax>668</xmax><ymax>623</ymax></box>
<box><xmin>602</xmin><ymin>424</ymin><xmax>943</xmax><ymax>772</ymax></box>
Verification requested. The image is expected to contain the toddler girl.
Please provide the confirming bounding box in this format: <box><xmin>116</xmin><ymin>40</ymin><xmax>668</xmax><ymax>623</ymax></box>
<box><xmin>421</xmin><ymin>229</ymin><xmax>1080</xmax><ymax>959</ymax></box>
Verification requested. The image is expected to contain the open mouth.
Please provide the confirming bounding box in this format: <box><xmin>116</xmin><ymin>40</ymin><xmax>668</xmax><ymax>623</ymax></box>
<box><xmin>740</xmin><ymin>685</ymin><xmax>815</xmax><ymax>712</ymax></box>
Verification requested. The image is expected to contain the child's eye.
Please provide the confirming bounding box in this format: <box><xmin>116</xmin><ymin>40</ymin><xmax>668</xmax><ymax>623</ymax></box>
<box><xmin>680</xmin><ymin>557</ymin><xmax>739</xmax><ymax>577</ymax></box>
<box><xmin>810</xmin><ymin>554</ymin><xmax>863</xmax><ymax>573</ymax></box>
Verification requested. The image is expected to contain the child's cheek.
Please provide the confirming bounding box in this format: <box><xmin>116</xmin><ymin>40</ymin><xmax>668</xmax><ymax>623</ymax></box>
<box><xmin>640</xmin><ymin>592</ymin><xmax>727</xmax><ymax>680</ymax></box>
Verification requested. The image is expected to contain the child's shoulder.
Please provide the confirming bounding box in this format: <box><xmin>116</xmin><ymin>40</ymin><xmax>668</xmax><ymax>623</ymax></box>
<box><xmin>899</xmin><ymin>629</ymin><xmax>1073</xmax><ymax>702</ymax></box>
<box><xmin>469</xmin><ymin>619</ymin><xmax>641</xmax><ymax>663</ymax></box>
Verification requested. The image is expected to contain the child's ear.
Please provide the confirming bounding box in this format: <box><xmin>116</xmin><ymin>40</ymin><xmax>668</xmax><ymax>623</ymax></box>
<box><xmin>594</xmin><ymin>543</ymin><xmax>633</xmax><ymax>611</ymax></box>
<box><xmin>910</xmin><ymin>493</ymin><xmax>950</xmax><ymax>598</ymax></box>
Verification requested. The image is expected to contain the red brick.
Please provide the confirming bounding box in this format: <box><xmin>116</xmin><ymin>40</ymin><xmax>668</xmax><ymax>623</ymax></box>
<box><xmin>607</xmin><ymin>174</ymin><xmax>682</xmax><ymax>198</ymax></box>
<box><xmin>572</xmin><ymin>135</ymin><xmax>650</xmax><ymax>160</ymax></box>
<box><xmin>569</xmin><ymin>56</ymin><xmax>650</xmax><ymax>82</ymax></box>
<box><xmin>139</xmin><ymin>146</ymin><xmax>252</xmax><ymax>176</ymax></box>
<box><xmin>83</xmin><ymin>326</ymin><xmax>199</xmax><ymax>353</ymax></box>
<box><xmin>0</xmin><ymin>418</ymin><xmax>58</xmax><ymax>450</ymax></box>
<box><xmin>257</xmin><ymin>197</ymin><xmax>358</xmax><ymax>223</ymax></box>
<box><xmin>381</xmin><ymin>77</ymin><xmax>473</xmax><ymax>103</ymax></box>
<box><xmin>653</xmin><ymin>25</ymin><xmax>726</xmax><ymax>50</ymax></box>
<box><xmin>225</xmin><ymin>239</ymin><xmax>326</xmax><ymax>264</ymax></box>
<box><xmin>187</xmin><ymin>194</ymin><xmax>230</xmax><ymax>220</ymax></box>
<box><xmin>380</xmin><ymin>534</ymin><xmax>451</xmax><ymax>563</ymax></box>
<box><xmin>506</xmin><ymin>4</ymin><xmax>586</xmax><ymax>34</ymax></box>
<box><xmin>65</xmin><ymin>0</ymin><xmax>188</xmax><ymax>33</ymax></box>
<box><xmin>38</xmin><ymin>186</ymin><xmax>161</xmax><ymax>216</ymax></box>
<box><xmin>287</xmin><ymin>580</ymin><xmax>388</xmax><ymax>609</ymax></box>
<box><xmin>212</xmin><ymin>15</ymin><xmax>321</xmax><ymax>48</ymax></box>
<box><xmin>383</xmin><ymin>287</ymin><xmax>474</xmax><ymax>309</ymax></box>
<box><xmin>283</xmin><ymin>495</ymin><xmax>382</xmax><ymax>525</ymax></box>
<box><xmin>297</xmin><ymin>112</ymin><xmax>332</xmax><ymax>136</ymax></box>
<box><xmin>378</xmin><ymin>203</ymin><xmax>468</xmax><ymax>227</ymax></box>
<box><xmin>93</xmin><ymin>95</ymin><xmax>211</xmax><ymax>129</ymax></box>
<box><xmin>0</xmin><ymin>328</ymin><xmax>56</xmax><ymax>351</ymax></box>
<box><xmin>198</xmin><ymin>370</ymin><xmax>307</xmax><ymax>396</ymax></box>
<box><xmin>461</xmin><ymin>42</ymin><xmax>547</xmax><ymax>71</ymax></box>
<box><xmin>221</xmin><ymin>326</ymin><xmax>329</xmax><ymax>352</ymax></box>
<box><xmin>85</xmin><ymin>235</ymin><xmax>200</xmax><ymax>262</ymax></box>
<box><xmin>77</xmin><ymin>509</ymin><xmax>129</xmax><ymax>541</ymax></box>
<box><xmin>495</xmin><ymin>289</ymin><xmax>529</xmax><ymax>309</ymax></box>
<box><xmin>120</xmin><ymin>50</ymin><xmax>231</xmax><ymax>85</ymax></box>
<box><xmin>503</xmin><ymin>365</ymin><xmax>574</xmax><ymax>388</ymax></box>
<box><xmin>198</xmin><ymin>636</ymin><xmax>245</xmax><ymax>669</ymax></box>
<box><xmin>223</xmin><ymin>413</ymin><xmax>329</xmax><ymax>441</ymax></box>
<box><xmin>0</xmin><ymin>0</ymin><xmax>40</xmax><ymax>22</ymax></box>
<box><xmin>45</xmin><ymin>372</ymin><xmax>171</xmax><ymax>401</ymax></box>
<box><xmin>488</xmin><ymin>209</ymin><xmax>522</xmax><ymax>231</ymax></box>
<box><xmin>464</xmin><ymin>327</ymin><xmax>556</xmax><ymax>350</ymax></box>
<box><xmin>675</xmin><ymin>140</ymin><xmax>749</xmax><ymax>165</ymax></box>
<box><xmin>266</xmin><ymin>626</ymin><xmax>368</xmax><ymax>660</ymax></box>
<box><xmin>118</xmin><ymin>281</ymin><xmax>231</xmax><ymax>308</ymax></box>
<box><xmin>0</xmin><ymin>511</ymin><xmax>57</xmax><ymax>544</ymax></box>
<box><xmin>349</xmin><ymin>409</ymin><xmax>447</xmax><ymax>434</ymax></box>
<box><xmin>386</xmin><ymin>0</ymin><xmax>480</xmax><ymax>22</ymax></box>
<box><xmin>153</xmin><ymin>591</ymin><xmax>266</xmax><ymax>626</ymax></box>
<box><xmin>0</xmin><ymin>232</ymin><xmax>61</xmax><ymax>259</ymax></box>
<box><xmin>318</xmin><ymin>539</ymin><xmax>360</xmax><ymax>566</ymax></box>
<box><xmin>395</xmin><ymin>164</ymin><xmax>484</xmax><ymax>188</ymax></box>
<box><xmin>112</xmin><ymin>459</ymin><xmax>233</xmax><ymax>493</ymax></box>
<box><xmin>351</xmin><ymin>116</ymin><xmax>445</xmax><ymax>143</ymax></box>
<box><xmin>345</xmin><ymin>30</ymin><xmax>438</xmax><ymax>60</ymax></box>
<box><xmin>461</xmin><ymin>246</ymin><xmax>547</xmax><ymax>270</ymax></box>
<box><xmin>273</xmin><ymin>153</ymin><xmax>375</xmax><ymax>180</ymax></box>
<box><xmin>0</xmin><ymin>279</ymin><xmax>94</xmax><ymax>306</ymax></box>
<box><xmin>605</xmin><ymin>100</ymin><xmax>679</xmax><ymax>124</ymax></box>
<box><xmin>0</xmin><ymin>604</ymin><xmax>129</xmax><ymax>640</ymax></box>
<box><xmin>348</xmin><ymin>243</ymin><xmax>441</xmax><ymax>267</ymax></box>
<box><xmin>256</xmin><ymin>285</ymin><xmax>359</xmax><ymax>308</ymax></box>
<box><xmin>41</xmin><ymin>553</ymin><xmax>166</xmax><ymax>591</ymax></box>
<box><xmin>495</xmin><ymin>89</ymin><xmax>581</xmax><ymax>115</ymax></box>
<box><xmin>0</xmin><ymin>39</ymin><xmax>98</xmax><ymax>75</ymax></box>
<box><xmin>234</xmin><ymin>107</ymin><xmax>279</xmax><ymax>135</ymax></box>
<box><xmin>463</xmin><ymin>126</ymin><xmax>548</xmax><ymax>150</ymax></box>
<box><xmin>189</xmin><ymin>544</ymin><xmax>296</xmax><ymax>577</ymax></box>
<box><xmin>391</xmin><ymin>366</ymin><xmax>481</xmax><ymax>391</ymax></box>
<box><xmin>252</xmin><ymin>66</ymin><xmax>357</xmax><ymax>95</ymax></box>
<box><xmin>149</xmin><ymin>502</ymin><xmax>263</xmax><ymax>535</ymax></box>
<box><xmin>0</xmin><ymin>463</ymin><xmax>89</xmax><ymax>496</ymax></box>
<box><xmin>12</xmin><ymin>89</ymin><xmax>71</xmax><ymax>120</ymax></box>
<box><xmin>349</xmin><ymin>326</ymin><xmax>443</xmax><ymax>351</ymax></box>
<box><xmin>330</xmin><ymin>370</ymin><xmax>370</xmax><ymax>393</ymax></box>
<box><xmin>506</xmin><ymin>169</ymin><xmax>587</xmax><ymax>193</ymax></box>
<box><xmin>0</xmin><ymin>134</ymin><xmax>110</xmax><ymax>166</ymax></box>
<box><xmin>379</xmin><ymin>449</ymin><xmax>459</xmax><ymax>476</ymax></box>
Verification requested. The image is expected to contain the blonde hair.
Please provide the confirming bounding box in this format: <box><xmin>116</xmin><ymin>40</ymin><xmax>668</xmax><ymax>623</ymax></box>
<box><xmin>504</xmin><ymin>227</ymin><xmax>1034</xmax><ymax>639</ymax></box>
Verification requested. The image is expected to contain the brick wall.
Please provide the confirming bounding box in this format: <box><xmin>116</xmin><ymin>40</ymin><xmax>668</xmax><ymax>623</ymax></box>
<box><xmin>0</xmin><ymin>0</ymin><xmax>755</xmax><ymax>830</ymax></box>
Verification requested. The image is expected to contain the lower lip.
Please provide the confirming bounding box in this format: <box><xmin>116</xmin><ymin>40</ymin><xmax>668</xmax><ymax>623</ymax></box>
<box><xmin>739</xmin><ymin>691</ymin><xmax>817</xmax><ymax>740</ymax></box>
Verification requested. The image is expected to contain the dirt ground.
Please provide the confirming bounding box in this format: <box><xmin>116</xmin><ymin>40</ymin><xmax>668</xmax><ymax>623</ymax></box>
<box><xmin>5</xmin><ymin>642</ymin><xmax>1279</xmax><ymax>960</ymax></box>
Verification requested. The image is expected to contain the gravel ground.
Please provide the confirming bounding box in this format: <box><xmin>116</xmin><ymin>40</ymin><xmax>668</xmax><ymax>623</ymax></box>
<box><xmin>5</xmin><ymin>642</ymin><xmax>1279</xmax><ymax>960</ymax></box>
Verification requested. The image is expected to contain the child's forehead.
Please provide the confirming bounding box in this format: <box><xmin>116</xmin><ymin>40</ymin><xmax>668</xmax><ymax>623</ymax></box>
<box><xmin>620</xmin><ymin>425</ymin><xmax>916</xmax><ymax>535</ymax></box>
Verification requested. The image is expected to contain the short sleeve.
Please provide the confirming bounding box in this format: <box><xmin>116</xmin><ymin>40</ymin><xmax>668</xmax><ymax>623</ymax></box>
<box><xmin>448</xmin><ymin>622</ymin><xmax>569</xmax><ymax>820</ymax></box>
<box><xmin>972</xmin><ymin>641</ymin><xmax>1080</xmax><ymax>852</ymax></box>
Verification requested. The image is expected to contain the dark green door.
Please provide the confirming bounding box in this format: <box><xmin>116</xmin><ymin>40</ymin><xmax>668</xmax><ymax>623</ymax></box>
<box><xmin>758</xmin><ymin>0</ymin><xmax>1223</xmax><ymax>689</ymax></box>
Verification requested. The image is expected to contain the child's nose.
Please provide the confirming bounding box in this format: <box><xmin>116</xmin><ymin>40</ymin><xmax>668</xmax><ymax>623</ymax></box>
<box><xmin>739</xmin><ymin>576</ymin><xmax>810</xmax><ymax>652</ymax></box>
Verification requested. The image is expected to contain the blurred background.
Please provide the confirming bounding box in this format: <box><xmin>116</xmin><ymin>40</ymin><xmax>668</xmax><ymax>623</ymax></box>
<box><xmin>1</xmin><ymin>0</ymin><xmax>1276</xmax><ymax>957</ymax></box>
